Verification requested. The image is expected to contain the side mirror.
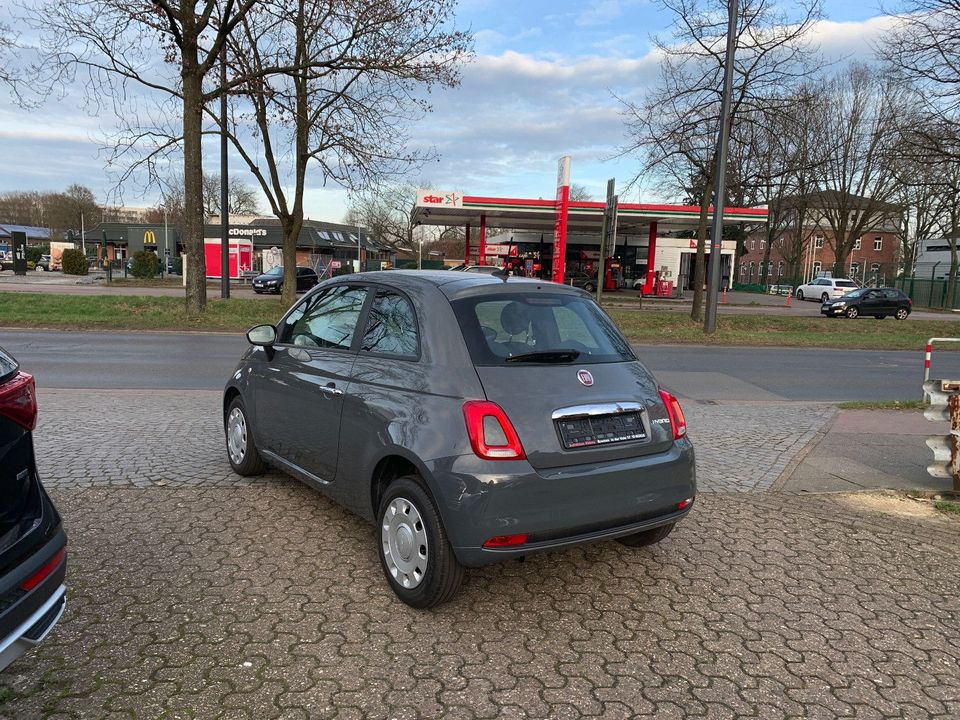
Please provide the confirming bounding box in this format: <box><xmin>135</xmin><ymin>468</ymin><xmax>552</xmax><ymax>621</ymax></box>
<box><xmin>247</xmin><ymin>324</ymin><xmax>277</xmax><ymax>346</ymax></box>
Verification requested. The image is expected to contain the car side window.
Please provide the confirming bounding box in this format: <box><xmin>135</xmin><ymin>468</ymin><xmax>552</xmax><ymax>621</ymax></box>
<box><xmin>279</xmin><ymin>285</ymin><xmax>368</xmax><ymax>349</ymax></box>
<box><xmin>884</xmin><ymin>289</ymin><xmax>900</xmax><ymax>300</ymax></box>
<box><xmin>360</xmin><ymin>290</ymin><xmax>419</xmax><ymax>357</ymax></box>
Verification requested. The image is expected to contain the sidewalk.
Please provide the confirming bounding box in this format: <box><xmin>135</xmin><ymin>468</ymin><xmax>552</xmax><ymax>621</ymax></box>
<box><xmin>781</xmin><ymin>408</ymin><xmax>956</xmax><ymax>493</ymax></box>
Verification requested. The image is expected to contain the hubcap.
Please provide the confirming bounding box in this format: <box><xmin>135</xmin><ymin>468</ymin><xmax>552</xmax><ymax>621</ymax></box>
<box><xmin>227</xmin><ymin>407</ymin><xmax>247</xmax><ymax>465</ymax></box>
<box><xmin>381</xmin><ymin>497</ymin><xmax>428</xmax><ymax>589</ymax></box>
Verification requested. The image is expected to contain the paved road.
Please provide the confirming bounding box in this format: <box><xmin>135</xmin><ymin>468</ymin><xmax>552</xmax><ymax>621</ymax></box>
<box><xmin>2</xmin><ymin>329</ymin><xmax>958</xmax><ymax>401</ymax></box>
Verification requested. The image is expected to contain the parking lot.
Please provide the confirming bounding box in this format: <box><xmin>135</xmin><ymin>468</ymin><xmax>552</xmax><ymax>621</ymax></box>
<box><xmin>2</xmin><ymin>390</ymin><xmax>959</xmax><ymax>718</ymax></box>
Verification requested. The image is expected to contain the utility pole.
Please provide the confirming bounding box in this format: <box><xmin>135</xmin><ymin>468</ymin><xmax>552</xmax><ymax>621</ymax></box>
<box><xmin>164</xmin><ymin>206</ymin><xmax>169</xmax><ymax>269</ymax></box>
<box><xmin>358</xmin><ymin>223</ymin><xmax>362</xmax><ymax>271</ymax></box>
<box><xmin>704</xmin><ymin>0</ymin><xmax>738</xmax><ymax>334</ymax></box>
<box><xmin>80</xmin><ymin>212</ymin><xmax>85</xmax><ymax>254</ymax></box>
<box><xmin>597</xmin><ymin>179</ymin><xmax>617</xmax><ymax>304</ymax></box>
<box><xmin>220</xmin><ymin>45</ymin><xmax>230</xmax><ymax>299</ymax></box>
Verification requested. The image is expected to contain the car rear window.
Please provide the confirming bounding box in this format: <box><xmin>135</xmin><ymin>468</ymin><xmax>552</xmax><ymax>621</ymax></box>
<box><xmin>835</xmin><ymin>280</ymin><xmax>857</xmax><ymax>288</ymax></box>
<box><xmin>451</xmin><ymin>293</ymin><xmax>636</xmax><ymax>366</ymax></box>
<box><xmin>0</xmin><ymin>347</ymin><xmax>18</xmax><ymax>383</ymax></box>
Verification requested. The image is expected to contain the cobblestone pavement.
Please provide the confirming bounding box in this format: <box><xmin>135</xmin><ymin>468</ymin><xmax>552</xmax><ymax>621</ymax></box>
<box><xmin>2</xmin><ymin>486</ymin><xmax>959</xmax><ymax>719</ymax></box>
<box><xmin>6</xmin><ymin>389</ymin><xmax>957</xmax><ymax>719</ymax></box>
<box><xmin>32</xmin><ymin>390</ymin><xmax>835</xmax><ymax>493</ymax></box>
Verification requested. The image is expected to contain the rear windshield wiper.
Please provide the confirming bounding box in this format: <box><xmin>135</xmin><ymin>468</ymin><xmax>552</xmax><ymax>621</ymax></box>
<box><xmin>506</xmin><ymin>349</ymin><xmax>581</xmax><ymax>363</ymax></box>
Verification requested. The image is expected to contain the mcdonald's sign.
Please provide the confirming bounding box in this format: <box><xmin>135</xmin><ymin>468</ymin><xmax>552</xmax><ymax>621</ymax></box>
<box><xmin>143</xmin><ymin>230</ymin><xmax>157</xmax><ymax>245</ymax></box>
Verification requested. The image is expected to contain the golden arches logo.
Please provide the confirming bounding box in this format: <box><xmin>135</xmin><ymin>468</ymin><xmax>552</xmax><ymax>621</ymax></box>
<box><xmin>144</xmin><ymin>231</ymin><xmax>157</xmax><ymax>245</ymax></box>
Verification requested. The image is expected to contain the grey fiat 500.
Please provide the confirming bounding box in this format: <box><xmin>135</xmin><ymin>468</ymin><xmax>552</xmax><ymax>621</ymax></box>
<box><xmin>224</xmin><ymin>271</ymin><xmax>695</xmax><ymax>607</ymax></box>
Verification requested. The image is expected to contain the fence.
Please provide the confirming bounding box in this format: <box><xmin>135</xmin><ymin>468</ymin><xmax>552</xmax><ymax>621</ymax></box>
<box><xmin>895</xmin><ymin>277</ymin><xmax>960</xmax><ymax>310</ymax></box>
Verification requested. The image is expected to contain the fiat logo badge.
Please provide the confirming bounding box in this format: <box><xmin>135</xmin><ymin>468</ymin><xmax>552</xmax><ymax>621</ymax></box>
<box><xmin>577</xmin><ymin>369</ymin><xmax>594</xmax><ymax>387</ymax></box>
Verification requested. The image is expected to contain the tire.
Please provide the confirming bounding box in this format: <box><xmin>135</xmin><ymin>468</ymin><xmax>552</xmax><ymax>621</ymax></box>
<box><xmin>896</xmin><ymin>307</ymin><xmax>909</xmax><ymax>320</ymax></box>
<box><xmin>617</xmin><ymin>522</ymin><xmax>675</xmax><ymax>548</ymax></box>
<box><xmin>845</xmin><ymin>306</ymin><xmax>859</xmax><ymax>319</ymax></box>
<box><xmin>35</xmin><ymin>266</ymin><xmax>44</xmax><ymax>272</ymax></box>
<box><xmin>225</xmin><ymin>396</ymin><xmax>265</xmax><ymax>476</ymax></box>
<box><xmin>796</xmin><ymin>289</ymin><xmax>804</xmax><ymax>300</ymax></box>
<box><xmin>377</xmin><ymin>476</ymin><xmax>464</xmax><ymax>608</ymax></box>
<box><xmin>821</xmin><ymin>293</ymin><xmax>829</xmax><ymax>303</ymax></box>
<box><xmin>583</xmin><ymin>283</ymin><xmax>595</xmax><ymax>293</ymax></box>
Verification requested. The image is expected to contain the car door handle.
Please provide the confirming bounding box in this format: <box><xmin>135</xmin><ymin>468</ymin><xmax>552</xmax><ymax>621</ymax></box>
<box><xmin>320</xmin><ymin>383</ymin><xmax>344</xmax><ymax>396</ymax></box>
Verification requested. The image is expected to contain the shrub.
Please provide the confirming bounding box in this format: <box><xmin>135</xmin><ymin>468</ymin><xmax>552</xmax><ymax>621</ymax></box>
<box><xmin>61</xmin><ymin>248</ymin><xmax>88</xmax><ymax>275</ymax></box>
<box><xmin>732</xmin><ymin>282</ymin><xmax>766</xmax><ymax>293</ymax></box>
<box><xmin>130</xmin><ymin>250</ymin><xmax>159</xmax><ymax>279</ymax></box>
<box><xmin>24</xmin><ymin>245</ymin><xmax>44</xmax><ymax>264</ymax></box>
<box><xmin>172</xmin><ymin>257</ymin><xmax>183</xmax><ymax>275</ymax></box>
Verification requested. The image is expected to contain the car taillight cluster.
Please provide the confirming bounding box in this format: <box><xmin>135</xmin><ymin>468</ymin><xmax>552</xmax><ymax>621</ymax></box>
<box><xmin>658</xmin><ymin>389</ymin><xmax>687</xmax><ymax>440</ymax></box>
<box><xmin>462</xmin><ymin>400</ymin><xmax>526</xmax><ymax>460</ymax></box>
<box><xmin>0</xmin><ymin>371</ymin><xmax>38</xmax><ymax>431</ymax></box>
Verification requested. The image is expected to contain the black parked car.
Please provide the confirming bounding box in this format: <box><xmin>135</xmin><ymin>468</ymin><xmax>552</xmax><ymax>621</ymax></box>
<box><xmin>0</xmin><ymin>347</ymin><xmax>67</xmax><ymax>671</ymax></box>
<box><xmin>252</xmin><ymin>266</ymin><xmax>320</xmax><ymax>294</ymax></box>
<box><xmin>224</xmin><ymin>271</ymin><xmax>695</xmax><ymax>607</ymax></box>
<box><xmin>820</xmin><ymin>287</ymin><xmax>912</xmax><ymax>320</ymax></box>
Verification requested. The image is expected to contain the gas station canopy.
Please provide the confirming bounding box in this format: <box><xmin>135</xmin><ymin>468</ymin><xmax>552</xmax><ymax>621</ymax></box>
<box><xmin>411</xmin><ymin>192</ymin><xmax>767</xmax><ymax>235</ymax></box>
<box><xmin>411</xmin><ymin>187</ymin><xmax>768</xmax><ymax>294</ymax></box>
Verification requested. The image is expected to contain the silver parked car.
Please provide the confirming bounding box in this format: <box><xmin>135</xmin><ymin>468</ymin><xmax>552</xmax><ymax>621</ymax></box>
<box><xmin>795</xmin><ymin>277</ymin><xmax>858</xmax><ymax>303</ymax></box>
<box><xmin>223</xmin><ymin>271</ymin><xmax>695</xmax><ymax>607</ymax></box>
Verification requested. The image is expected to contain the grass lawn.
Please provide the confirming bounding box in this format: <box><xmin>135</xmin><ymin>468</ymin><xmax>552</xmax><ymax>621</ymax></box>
<box><xmin>2</xmin><ymin>291</ymin><xmax>960</xmax><ymax>350</ymax></box>
<box><xmin>608</xmin><ymin>309</ymin><xmax>960</xmax><ymax>350</ymax></box>
<box><xmin>0</xmin><ymin>293</ymin><xmax>284</xmax><ymax>333</ymax></box>
<box><xmin>836</xmin><ymin>399</ymin><xmax>926</xmax><ymax>410</ymax></box>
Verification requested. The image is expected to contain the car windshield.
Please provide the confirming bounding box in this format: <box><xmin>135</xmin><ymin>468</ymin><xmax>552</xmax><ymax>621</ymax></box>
<box><xmin>264</xmin><ymin>267</ymin><xmax>283</xmax><ymax>277</ymax></box>
<box><xmin>835</xmin><ymin>280</ymin><xmax>857</xmax><ymax>288</ymax></box>
<box><xmin>451</xmin><ymin>292</ymin><xmax>636</xmax><ymax>366</ymax></box>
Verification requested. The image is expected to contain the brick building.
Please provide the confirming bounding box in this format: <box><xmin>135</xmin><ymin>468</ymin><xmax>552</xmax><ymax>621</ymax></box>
<box><xmin>738</xmin><ymin>193</ymin><xmax>902</xmax><ymax>286</ymax></box>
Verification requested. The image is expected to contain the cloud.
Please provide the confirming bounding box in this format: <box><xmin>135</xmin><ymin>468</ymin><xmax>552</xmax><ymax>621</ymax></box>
<box><xmin>0</xmin><ymin>13</ymin><xmax>914</xmax><ymax>218</ymax></box>
<box><xmin>576</xmin><ymin>0</ymin><xmax>625</xmax><ymax>27</ymax></box>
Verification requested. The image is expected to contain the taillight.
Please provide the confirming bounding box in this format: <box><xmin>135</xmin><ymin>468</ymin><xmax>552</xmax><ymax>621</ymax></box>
<box><xmin>20</xmin><ymin>547</ymin><xmax>66</xmax><ymax>592</ymax></box>
<box><xmin>658</xmin><ymin>389</ymin><xmax>686</xmax><ymax>440</ymax></box>
<box><xmin>462</xmin><ymin>400</ymin><xmax>526</xmax><ymax>460</ymax></box>
<box><xmin>0</xmin><ymin>372</ymin><xmax>38</xmax><ymax>431</ymax></box>
<box><xmin>483</xmin><ymin>534</ymin><xmax>528</xmax><ymax>548</ymax></box>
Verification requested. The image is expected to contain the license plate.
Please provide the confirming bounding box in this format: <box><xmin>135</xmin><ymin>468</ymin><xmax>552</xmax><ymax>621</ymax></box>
<box><xmin>557</xmin><ymin>411</ymin><xmax>646</xmax><ymax>449</ymax></box>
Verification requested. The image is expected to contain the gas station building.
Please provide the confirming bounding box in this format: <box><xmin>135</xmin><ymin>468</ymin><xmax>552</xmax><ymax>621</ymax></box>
<box><xmin>412</xmin><ymin>184</ymin><xmax>767</xmax><ymax>295</ymax></box>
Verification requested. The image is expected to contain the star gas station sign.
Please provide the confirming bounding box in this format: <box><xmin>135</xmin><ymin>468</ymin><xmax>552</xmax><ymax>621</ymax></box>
<box><xmin>416</xmin><ymin>190</ymin><xmax>463</xmax><ymax>208</ymax></box>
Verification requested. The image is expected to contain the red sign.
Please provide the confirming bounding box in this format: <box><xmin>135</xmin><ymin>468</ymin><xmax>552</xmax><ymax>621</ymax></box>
<box><xmin>552</xmin><ymin>156</ymin><xmax>571</xmax><ymax>284</ymax></box>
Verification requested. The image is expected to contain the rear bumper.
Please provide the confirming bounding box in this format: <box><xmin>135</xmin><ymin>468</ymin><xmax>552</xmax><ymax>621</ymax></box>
<box><xmin>0</xmin><ymin>584</ymin><xmax>65</xmax><ymax>672</ymax></box>
<box><xmin>429</xmin><ymin>439</ymin><xmax>696</xmax><ymax>567</ymax></box>
<box><xmin>0</xmin><ymin>527</ymin><xmax>67</xmax><ymax>673</ymax></box>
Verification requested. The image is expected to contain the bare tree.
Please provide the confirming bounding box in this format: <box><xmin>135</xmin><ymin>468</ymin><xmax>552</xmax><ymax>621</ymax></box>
<box><xmin>201</xmin><ymin>174</ymin><xmax>261</xmax><ymax>217</ymax></box>
<box><xmin>33</xmin><ymin>0</ymin><xmax>262</xmax><ymax>313</ymax></box>
<box><xmin>568</xmin><ymin>184</ymin><xmax>594</xmax><ymax>202</ymax></box>
<box><xmin>0</xmin><ymin>185</ymin><xmax>101</xmax><ymax>240</ymax></box>
<box><xmin>879</xmin><ymin>0</ymin><xmax>960</xmax><ymax>143</ymax></box>
<box><xmin>346</xmin><ymin>182</ymin><xmax>420</xmax><ymax>251</ymax></box>
<box><xmin>619</xmin><ymin>0</ymin><xmax>823</xmax><ymax>320</ymax></box>
<box><xmin>810</xmin><ymin>64</ymin><xmax>906</xmax><ymax>277</ymax></box>
<box><xmin>216</xmin><ymin>0</ymin><xmax>470</xmax><ymax>304</ymax></box>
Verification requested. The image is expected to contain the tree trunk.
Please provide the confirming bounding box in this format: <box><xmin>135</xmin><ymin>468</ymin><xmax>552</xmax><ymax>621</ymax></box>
<box><xmin>690</xmin><ymin>175</ymin><xmax>713</xmax><ymax>322</ymax></box>
<box><xmin>759</xmin><ymin>222</ymin><xmax>774</xmax><ymax>287</ymax></box>
<box><xmin>947</xmin><ymin>212</ymin><xmax>959</xmax><ymax>309</ymax></box>
<box><xmin>281</xmin><ymin>213</ymin><xmax>302</xmax><ymax>307</ymax></box>
<box><xmin>181</xmin><ymin>53</ymin><xmax>207</xmax><ymax>314</ymax></box>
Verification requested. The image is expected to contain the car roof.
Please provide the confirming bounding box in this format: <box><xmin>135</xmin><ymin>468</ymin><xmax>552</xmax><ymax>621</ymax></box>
<box><xmin>338</xmin><ymin>270</ymin><xmax>586</xmax><ymax>301</ymax></box>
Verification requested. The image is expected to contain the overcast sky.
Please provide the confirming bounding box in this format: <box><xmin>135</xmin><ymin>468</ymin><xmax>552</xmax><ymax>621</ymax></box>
<box><xmin>0</xmin><ymin>0</ymin><xmax>899</xmax><ymax>222</ymax></box>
